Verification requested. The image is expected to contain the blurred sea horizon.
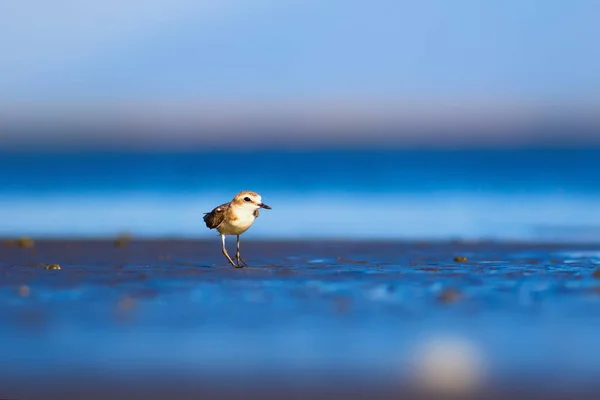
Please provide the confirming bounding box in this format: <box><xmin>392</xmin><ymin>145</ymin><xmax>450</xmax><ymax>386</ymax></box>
<box><xmin>1</xmin><ymin>0</ymin><xmax>600</xmax><ymax>247</ymax></box>
<box><xmin>2</xmin><ymin>148</ymin><xmax>599</xmax><ymax>242</ymax></box>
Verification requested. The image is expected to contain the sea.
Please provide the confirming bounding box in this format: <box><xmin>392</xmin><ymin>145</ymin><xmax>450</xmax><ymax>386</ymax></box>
<box><xmin>0</xmin><ymin>148</ymin><xmax>599</xmax><ymax>242</ymax></box>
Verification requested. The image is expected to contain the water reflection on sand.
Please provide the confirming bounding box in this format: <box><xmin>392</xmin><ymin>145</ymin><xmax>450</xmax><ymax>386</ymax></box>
<box><xmin>1</xmin><ymin>239</ymin><xmax>600</xmax><ymax>399</ymax></box>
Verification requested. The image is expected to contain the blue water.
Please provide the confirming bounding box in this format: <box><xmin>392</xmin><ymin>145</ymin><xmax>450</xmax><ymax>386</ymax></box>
<box><xmin>1</xmin><ymin>149</ymin><xmax>599</xmax><ymax>241</ymax></box>
<box><xmin>2</xmin><ymin>149</ymin><xmax>600</xmax><ymax>398</ymax></box>
<box><xmin>2</xmin><ymin>240</ymin><xmax>600</xmax><ymax>397</ymax></box>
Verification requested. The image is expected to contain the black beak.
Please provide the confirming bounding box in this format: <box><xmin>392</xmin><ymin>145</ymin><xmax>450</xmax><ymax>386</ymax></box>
<box><xmin>259</xmin><ymin>203</ymin><xmax>271</xmax><ymax>210</ymax></box>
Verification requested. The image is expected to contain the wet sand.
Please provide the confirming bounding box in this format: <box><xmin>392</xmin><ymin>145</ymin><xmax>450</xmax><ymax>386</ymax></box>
<box><xmin>2</xmin><ymin>239</ymin><xmax>600</xmax><ymax>399</ymax></box>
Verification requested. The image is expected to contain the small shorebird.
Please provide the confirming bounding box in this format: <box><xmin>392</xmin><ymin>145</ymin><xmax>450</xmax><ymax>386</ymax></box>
<box><xmin>203</xmin><ymin>190</ymin><xmax>271</xmax><ymax>267</ymax></box>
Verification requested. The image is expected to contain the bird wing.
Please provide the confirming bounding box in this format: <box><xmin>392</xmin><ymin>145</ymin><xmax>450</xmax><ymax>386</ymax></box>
<box><xmin>203</xmin><ymin>202</ymin><xmax>230</xmax><ymax>229</ymax></box>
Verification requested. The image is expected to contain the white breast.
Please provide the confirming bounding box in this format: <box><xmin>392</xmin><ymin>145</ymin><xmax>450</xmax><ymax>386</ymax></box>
<box><xmin>216</xmin><ymin>209</ymin><xmax>256</xmax><ymax>235</ymax></box>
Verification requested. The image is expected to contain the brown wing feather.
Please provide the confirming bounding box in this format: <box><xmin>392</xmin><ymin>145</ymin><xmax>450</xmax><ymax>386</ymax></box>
<box><xmin>203</xmin><ymin>202</ymin><xmax>230</xmax><ymax>229</ymax></box>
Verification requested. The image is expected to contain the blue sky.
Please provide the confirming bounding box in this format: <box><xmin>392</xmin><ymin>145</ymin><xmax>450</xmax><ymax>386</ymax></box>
<box><xmin>1</xmin><ymin>0</ymin><xmax>599</xmax><ymax>102</ymax></box>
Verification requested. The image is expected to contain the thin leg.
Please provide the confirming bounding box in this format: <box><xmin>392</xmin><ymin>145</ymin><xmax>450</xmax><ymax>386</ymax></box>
<box><xmin>236</xmin><ymin>235</ymin><xmax>248</xmax><ymax>267</ymax></box>
<box><xmin>221</xmin><ymin>234</ymin><xmax>236</xmax><ymax>267</ymax></box>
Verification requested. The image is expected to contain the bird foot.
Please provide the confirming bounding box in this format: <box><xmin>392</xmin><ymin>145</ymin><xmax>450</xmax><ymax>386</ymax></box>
<box><xmin>235</xmin><ymin>254</ymin><xmax>248</xmax><ymax>268</ymax></box>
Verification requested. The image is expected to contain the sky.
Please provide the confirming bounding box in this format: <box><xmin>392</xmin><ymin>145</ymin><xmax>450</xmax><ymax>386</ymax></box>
<box><xmin>1</xmin><ymin>0</ymin><xmax>599</xmax><ymax>104</ymax></box>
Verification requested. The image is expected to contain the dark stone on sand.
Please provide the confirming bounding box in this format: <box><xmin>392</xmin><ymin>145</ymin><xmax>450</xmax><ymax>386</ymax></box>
<box><xmin>437</xmin><ymin>288</ymin><xmax>461</xmax><ymax>303</ymax></box>
<box><xmin>114</xmin><ymin>234</ymin><xmax>132</xmax><ymax>248</ymax></box>
<box><xmin>18</xmin><ymin>285</ymin><xmax>30</xmax><ymax>297</ymax></box>
<box><xmin>4</xmin><ymin>237</ymin><xmax>35</xmax><ymax>248</ymax></box>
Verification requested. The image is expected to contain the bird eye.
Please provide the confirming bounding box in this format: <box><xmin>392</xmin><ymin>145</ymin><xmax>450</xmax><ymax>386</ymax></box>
<box><xmin>244</xmin><ymin>197</ymin><xmax>251</xmax><ymax>202</ymax></box>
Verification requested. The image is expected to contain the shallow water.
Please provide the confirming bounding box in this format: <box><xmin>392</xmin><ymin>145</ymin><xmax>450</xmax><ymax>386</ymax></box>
<box><xmin>2</xmin><ymin>240</ymin><xmax>600</xmax><ymax>398</ymax></box>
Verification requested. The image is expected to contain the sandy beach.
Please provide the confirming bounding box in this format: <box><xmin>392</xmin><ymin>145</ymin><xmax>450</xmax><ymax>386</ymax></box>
<box><xmin>2</xmin><ymin>238</ymin><xmax>600</xmax><ymax>399</ymax></box>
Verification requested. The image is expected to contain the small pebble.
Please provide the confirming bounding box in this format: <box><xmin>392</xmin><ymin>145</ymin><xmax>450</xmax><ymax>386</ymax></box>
<box><xmin>438</xmin><ymin>288</ymin><xmax>461</xmax><ymax>304</ymax></box>
<box><xmin>45</xmin><ymin>264</ymin><xmax>61</xmax><ymax>270</ymax></box>
<box><xmin>454</xmin><ymin>256</ymin><xmax>468</xmax><ymax>263</ymax></box>
<box><xmin>4</xmin><ymin>237</ymin><xmax>35</xmax><ymax>248</ymax></box>
<box><xmin>118</xmin><ymin>296</ymin><xmax>136</xmax><ymax>311</ymax></box>
<box><xmin>114</xmin><ymin>233</ymin><xmax>133</xmax><ymax>248</ymax></box>
<box><xmin>18</xmin><ymin>285</ymin><xmax>30</xmax><ymax>297</ymax></box>
<box><xmin>411</xmin><ymin>337</ymin><xmax>485</xmax><ymax>395</ymax></box>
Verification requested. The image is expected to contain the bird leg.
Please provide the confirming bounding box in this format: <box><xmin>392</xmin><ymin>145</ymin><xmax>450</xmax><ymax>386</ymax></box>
<box><xmin>236</xmin><ymin>235</ymin><xmax>248</xmax><ymax>267</ymax></box>
<box><xmin>221</xmin><ymin>234</ymin><xmax>237</xmax><ymax>267</ymax></box>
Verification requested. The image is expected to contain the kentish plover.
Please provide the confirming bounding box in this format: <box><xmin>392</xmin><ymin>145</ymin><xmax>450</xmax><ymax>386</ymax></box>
<box><xmin>203</xmin><ymin>190</ymin><xmax>271</xmax><ymax>267</ymax></box>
